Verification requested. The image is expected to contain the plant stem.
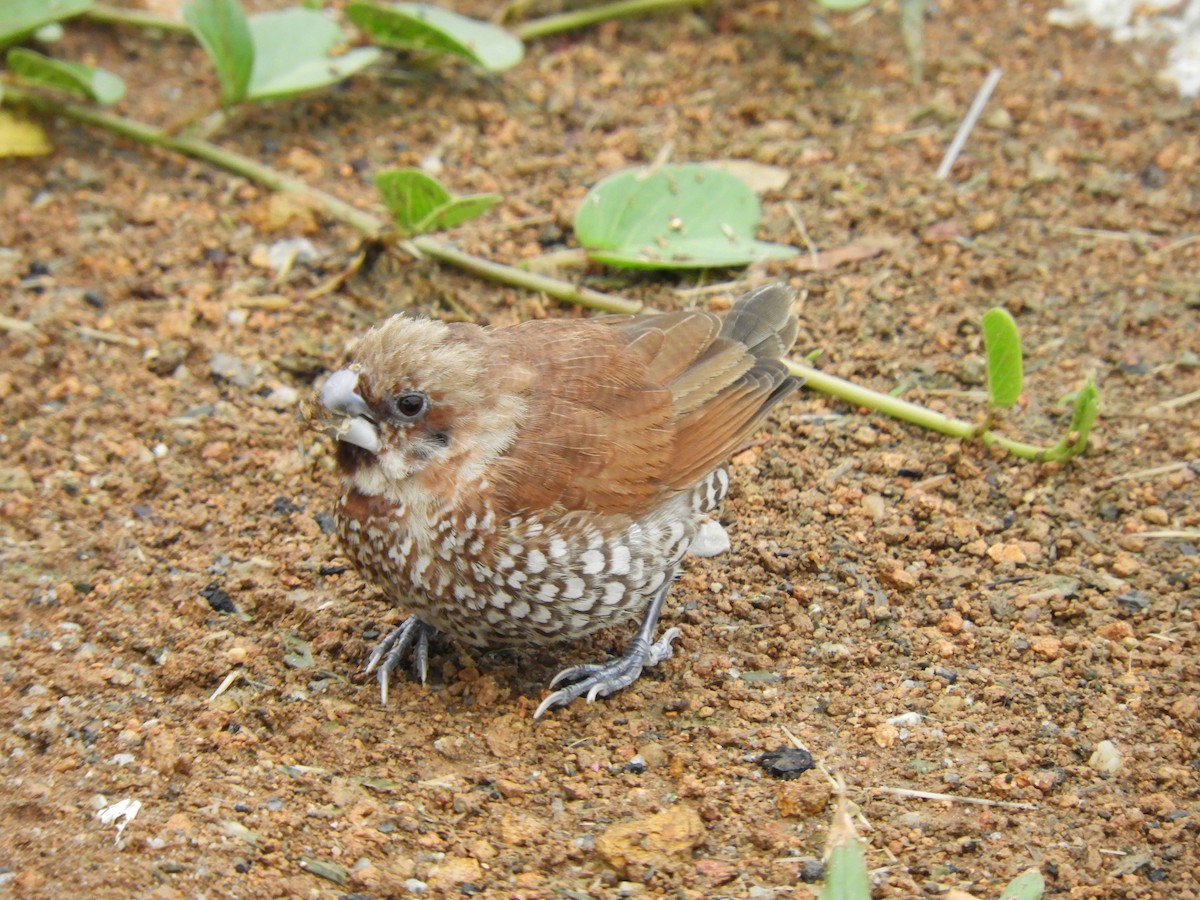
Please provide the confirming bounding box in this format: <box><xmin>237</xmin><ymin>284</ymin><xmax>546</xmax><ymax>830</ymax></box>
<box><xmin>6</xmin><ymin>85</ymin><xmax>383</xmax><ymax>233</ymax></box>
<box><xmin>788</xmin><ymin>360</ymin><xmax>1053</xmax><ymax>461</ymax></box>
<box><xmin>513</xmin><ymin>0</ymin><xmax>706</xmax><ymax>41</ymax></box>
<box><xmin>405</xmin><ymin>238</ymin><xmax>643</xmax><ymax>314</ymax></box>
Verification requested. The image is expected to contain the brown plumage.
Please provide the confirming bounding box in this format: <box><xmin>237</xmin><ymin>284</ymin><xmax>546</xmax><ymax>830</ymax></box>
<box><xmin>310</xmin><ymin>284</ymin><xmax>800</xmax><ymax>717</ymax></box>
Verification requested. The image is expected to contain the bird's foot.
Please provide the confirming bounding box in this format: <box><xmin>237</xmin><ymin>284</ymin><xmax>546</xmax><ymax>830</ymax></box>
<box><xmin>364</xmin><ymin>615</ymin><xmax>437</xmax><ymax>704</ymax></box>
<box><xmin>533</xmin><ymin>626</ymin><xmax>682</xmax><ymax>720</ymax></box>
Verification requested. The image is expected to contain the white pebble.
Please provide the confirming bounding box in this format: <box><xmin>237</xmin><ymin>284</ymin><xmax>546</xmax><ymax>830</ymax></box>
<box><xmin>266</xmin><ymin>385</ymin><xmax>299</xmax><ymax>409</ymax></box>
<box><xmin>1088</xmin><ymin>739</ymin><xmax>1122</xmax><ymax>775</ymax></box>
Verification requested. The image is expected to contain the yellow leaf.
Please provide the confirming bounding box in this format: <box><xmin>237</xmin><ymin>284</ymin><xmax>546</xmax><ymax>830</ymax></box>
<box><xmin>0</xmin><ymin>112</ymin><xmax>52</xmax><ymax>157</ymax></box>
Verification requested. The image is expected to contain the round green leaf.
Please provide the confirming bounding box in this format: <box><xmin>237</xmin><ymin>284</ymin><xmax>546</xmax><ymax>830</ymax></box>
<box><xmin>247</xmin><ymin>9</ymin><xmax>381</xmax><ymax>101</ymax></box>
<box><xmin>575</xmin><ymin>164</ymin><xmax>798</xmax><ymax>270</ymax></box>
<box><xmin>981</xmin><ymin>307</ymin><xmax>1023</xmax><ymax>409</ymax></box>
<box><xmin>183</xmin><ymin>0</ymin><xmax>253</xmax><ymax>107</ymax></box>
<box><xmin>6</xmin><ymin>47</ymin><xmax>125</xmax><ymax>105</ymax></box>
<box><xmin>346</xmin><ymin>2</ymin><xmax>524</xmax><ymax>73</ymax></box>
<box><xmin>0</xmin><ymin>0</ymin><xmax>91</xmax><ymax>48</ymax></box>
<box><xmin>999</xmin><ymin>868</ymin><xmax>1046</xmax><ymax>900</ymax></box>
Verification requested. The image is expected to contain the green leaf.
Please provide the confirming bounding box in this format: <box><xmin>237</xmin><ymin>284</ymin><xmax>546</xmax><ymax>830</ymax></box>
<box><xmin>376</xmin><ymin>168</ymin><xmax>452</xmax><ymax>234</ymax></box>
<box><xmin>6</xmin><ymin>47</ymin><xmax>125</xmax><ymax>104</ymax></box>
<box><xmin>346</xmin><ymin>2</ymin><xmax>523</xmax><ymax>72</ymax></box>
<box><xmin>418</xmin><ymin>193</ymin><xmax>502</xmax><ymax>233</ymax></box>
<box><xmin>375</xmin><ymin>169</ymin><xmax>500</xmax><ymax>236</ymax></box>
<box><xmin>816</xmin><ymin>0</ymin><xmax>871</xmax><ymax>8</ymax></box>
<box><xmin>981</xmin><ymin>307</ymin><xmax>1023</xmax><ymax>409</ymax></box>
<box><xmin>1068</xmin><ymin>379</ymin><xmax>1098</xmax><ymax>443</ymax></box>
<box><xmin>999</xmin><ymin>868</ymin><xmax>1046</xmax><ymax>900</ymax></box>
<box><xmin>282</xmin><ymin>632</ymin><xmax>314</xmax><ymax>668</ymax></box>
<box><xmin>574</xmin><ymin>163</ymin><xmax>798</xmax><ymax>270</ymax></box>
<box><xmin>0</xmin><ymin>0</ymin><xmax>91</xmax><ymax>48</ymax></box>
<box><xmin>183</xmin><ymin>0</ymin><xmax>254</xmax><ymax>107</ymax></box>
<box><xmin>819</xmin><ymin>837</ymin><xmax>871</xmax><ymax>900</ymax></box>
<box><xmin>354</xmin><ymin>774</ymin><xmax>407</xmax><ymax>791</ymax></box>
<box><xmin>1042</xmin><ymin>380</ymin><xmax>1098</xmax><ymax>463</ymax></box>
<box><xmin>246</xmin><ymin>9</ymin><xmax>381</xmax><ymax>101</ymax></box>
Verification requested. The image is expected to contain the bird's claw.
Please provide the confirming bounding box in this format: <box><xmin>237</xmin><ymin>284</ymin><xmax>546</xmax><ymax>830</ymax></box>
<box><xmin>364</xmin><ymin>615</ymin><xmax>436</xmax><ymax>704</ymax></box>
<box><xmin>534</xmin><ymin>627</ymin><xmax>682</xmax><ymax>720</ymax></box>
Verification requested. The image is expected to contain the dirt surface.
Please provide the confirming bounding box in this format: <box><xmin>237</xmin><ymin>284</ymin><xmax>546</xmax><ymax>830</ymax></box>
<box><xmin>2</xmin><ymin>1</ymin><xmax>1198</xmax><ymax>897</ymax></box>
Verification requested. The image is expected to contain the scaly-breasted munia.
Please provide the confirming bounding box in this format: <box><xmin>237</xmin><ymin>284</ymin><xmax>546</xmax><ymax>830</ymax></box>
<box><xmin>311</xmin><ymin>284</ymin><xmax>799</xmax><ymax>717</ymax></box>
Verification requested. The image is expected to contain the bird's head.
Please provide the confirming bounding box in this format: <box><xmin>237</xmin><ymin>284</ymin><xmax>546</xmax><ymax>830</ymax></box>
<box><xmin>310</xmin><ymin>316</ymin><xmax>526</xmax><ymax>502</ymax></box>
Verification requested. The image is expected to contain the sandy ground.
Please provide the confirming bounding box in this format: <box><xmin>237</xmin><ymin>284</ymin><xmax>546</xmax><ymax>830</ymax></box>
<box><xmin>1</xmin><ymin>1</ymin><xmax>1198</xmax><ymax>897</ymax></box>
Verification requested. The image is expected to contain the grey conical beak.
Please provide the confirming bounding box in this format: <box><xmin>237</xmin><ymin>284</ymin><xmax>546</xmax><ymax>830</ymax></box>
<box><xmin>320</xmin><ymin>369</ymin><xmax>380</xmax><ymax>454</ymax></box>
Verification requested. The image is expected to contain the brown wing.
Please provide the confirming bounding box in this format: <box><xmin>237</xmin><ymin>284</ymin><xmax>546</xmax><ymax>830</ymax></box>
<box><xmin>487</xmin><ymin>285</ymin><xmax>799</xmax><ymax>518</ymax></box>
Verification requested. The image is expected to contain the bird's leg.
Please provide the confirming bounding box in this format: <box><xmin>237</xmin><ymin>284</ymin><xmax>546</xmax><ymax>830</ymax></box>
<box><xmin>364</xmin><ymin>615</ymin><xmax>437</xmax><ymax>704</ymax></box>
<box><xmin>534</xmin><ymin>574</ymin><xmax>681</xmax><ymax>720</ymax></box>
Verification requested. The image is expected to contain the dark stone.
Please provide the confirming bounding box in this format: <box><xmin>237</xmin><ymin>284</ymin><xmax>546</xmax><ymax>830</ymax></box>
<box><xmin>200</xmin><ymin>582</ymin><xmax>236</xmax><ymax>614</ymax></box>
<box><xmin>758</xmin><ymin>746</ymin><xmax>814</xmax><ymax>779</ymax></box>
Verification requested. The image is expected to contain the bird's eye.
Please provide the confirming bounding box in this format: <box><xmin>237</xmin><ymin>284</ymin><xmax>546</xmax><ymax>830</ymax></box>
<box><xmin>391</xmin><ymin>391</ymin><xmax>428</xmax><ymax>420</ymax></box>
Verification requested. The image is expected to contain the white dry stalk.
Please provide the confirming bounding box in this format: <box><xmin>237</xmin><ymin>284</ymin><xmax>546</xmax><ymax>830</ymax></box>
<box><xmin>785</xmin><ymin>200</ymin><xmax>820</xmax><ymax>270</ymax></box>
<box><xmin>936</xmin><ymin>68</ymin><xmax>1003</xmax><ymax>180</ymax></box>
<box><xmin>875</xmin><ymin>785</ymin><xmax>1038</xmax><ymax>811</ymax></box>
<box><xmin>1157</xmin><ymin>389</ymin><xmax>1200</xmax><ymax>410</ymax></box>
<box><xmin>1100</xmin><ymin>461</ymin><xmax>1191</xmax><ymax>484</ymax></box>
<box><xmin>208</xmin><ymin>668</ymin><xmax>242</xmax><ymax>702</ymax></box>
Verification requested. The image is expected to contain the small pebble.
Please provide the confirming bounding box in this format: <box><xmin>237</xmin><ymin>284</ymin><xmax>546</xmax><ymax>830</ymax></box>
<box><xmin>1115</xmin><ymin>590</ymin><xmax>1150</xmax><ymax>613</ymax></box>
<box><xmin>1142</xmin><ymin>506</ymin><xmax>1169</xmax><ymax>525</ymax></box>
<box><xmin>1088</xmin><ymin>740</ymin><xmax>1122</xmax><ymax>775</ymax></box>
<box><xmin>265</xmin><ymin>385</ymin><xmax>299</xmax><ymax>409</ymax></box>
<box><xmin>799</xmin><ymin>859</ymin><xmax>825</xmax><ymax>883</ymax></box>
<box><xmin>758</xmin><ymin>747</ymin><xmax>814</xmax><ymax>779</ymax></box>
<box><xmin>209</xmin><ymin>352</ymin><xmax>260</xmax><ymax>389</ymax></box>
<box><xmin>200</xmin><ymin>582</ymin><xmax>236</xmax><ymax>614</ymax></box>
<box><xmin>638</xmin><ymin>742</ymin><xmax>668</xmax><ymax>768</ymax></box>
<box><xmin>265</xmin><ymin>237</ymin><xmax>320</xmax><ymax>275</ymax></box>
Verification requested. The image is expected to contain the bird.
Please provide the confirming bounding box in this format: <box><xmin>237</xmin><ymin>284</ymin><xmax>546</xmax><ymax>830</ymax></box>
<box><xmin>310</xmin><ymin>284</ymin><xmax>800</xmax><ymax>718</ymax></box>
